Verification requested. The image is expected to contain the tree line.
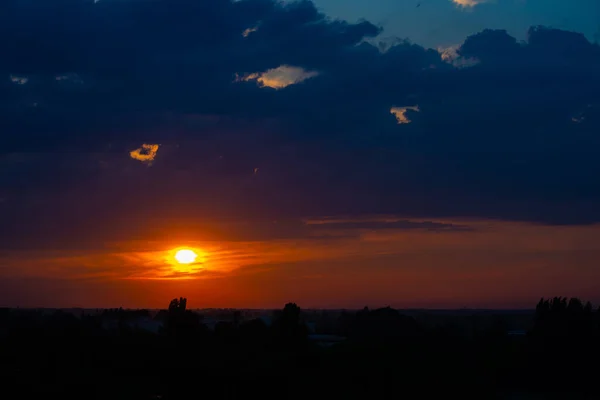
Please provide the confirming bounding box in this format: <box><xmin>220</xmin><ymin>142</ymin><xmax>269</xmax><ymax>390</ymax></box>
<box><xmin>1</xmin><ymin>297</ymin><xmax>599</xmax><ymax>399</ymax></box>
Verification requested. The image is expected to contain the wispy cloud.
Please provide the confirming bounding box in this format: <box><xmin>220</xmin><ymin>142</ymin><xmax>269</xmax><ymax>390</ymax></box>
<box><xmin>55</xmin><ymin>73</ymin><xmax>83</xmax><ymax>84</ymax></box>
<box><xmin>10</xmin><ymin>75</ymin><xmax>28</xmax><ymax>85</ymax></box>
<box><xmin>242</xmin><ymin>26</ymin><xmax>258</xmax><ymax>37</ymax></box>
<box><xmin>129</xmin><ymin>144</ymin><xmax>160</xmax><ymax>165</ymax></box>
<box><xmin>390</xmin><ymin>106</ymin><xmax>420</xmax><ymax>124</ymax></box>
<box><xmin>438</xmin><ymin>45</ymin><xmax>480</xmax><ymax>68</ymax></box>
<box><xmin>451</xmin><ymin>0</ymin><xmax>491</xmax><ymax>8</ymax></box>
<box><xmin>236</xmin><ymin>65</ymin><xmax>319</xmax><ymax>89</ymax></box>
<box><xmin>0</xmin><ymin>216</ymin><xmax>474</xmax><ymax>281</ymax></box>
<box><xmin>305</xmin><ymin>216</ymin><xmax>473</xmax><ymax>232</ymax></box>
<box><xmin>3</xmin><ymin>218</ymin><xmax>600</xmax><ymax>307</ymax></box>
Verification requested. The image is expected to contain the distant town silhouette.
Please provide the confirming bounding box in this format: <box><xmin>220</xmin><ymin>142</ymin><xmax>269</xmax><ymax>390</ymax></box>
<box><xmin>1</xmin><ymin>296</ymin><xmax>599</xmax><ymax>399</ymax></box>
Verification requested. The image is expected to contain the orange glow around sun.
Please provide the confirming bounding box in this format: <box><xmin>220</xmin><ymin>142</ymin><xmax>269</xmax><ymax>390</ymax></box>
<box><xmin>174</xmin><ymin>249</ymin><xmax>198</xmax><ymax>264</ymax></box>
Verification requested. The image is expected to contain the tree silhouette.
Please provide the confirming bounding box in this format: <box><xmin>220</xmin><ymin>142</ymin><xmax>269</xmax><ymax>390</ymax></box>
<box><xmin>168</xmin><ymin>297</ymin><xmax>187</xmax><ymax>313</ymax></box>
<box><xmin>164</xmin><ymin>297</ymin><xmax>202</xmax><ymax>338</ymax></box>
<box><xmin>530</xmin><ymin>296</ymin><xmax>600</xmax><ymax>391</ymax></box>
<box><xmin>533</xmin><ymin>296</ymin><xmax>597</xmax><ymax>340</ymax></box>
<box><xmin>4</xmin><ymin>296</ymin><xmax>600</xmax><ymax>398</ymax></box>
<box><xmin>349</xmin><ymin>306</ymin><xmax>420</xmax><ymax>342</ymax></box>
<box><xmin>271</xmin><ymin>303</ymin><xmax>308</xmax><ymax>349</ymax></box>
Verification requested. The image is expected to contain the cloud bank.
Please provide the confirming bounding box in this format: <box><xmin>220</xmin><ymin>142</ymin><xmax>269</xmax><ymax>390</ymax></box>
<box><xmin>1</xmin><ymin>0</ymin><xmax>600</xmax><ymax>251</ymax></box>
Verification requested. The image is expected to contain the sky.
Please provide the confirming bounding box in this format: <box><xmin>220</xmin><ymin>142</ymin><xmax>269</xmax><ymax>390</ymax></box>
<box><xmin>1</xmin><ymin>0</ymin><xmax>600</xmax><ymax>309</ymax></box>
<box><xmin>314</xmin><ymin>0</ymin><xmax>600</xmax><ymax>48</ymax></box>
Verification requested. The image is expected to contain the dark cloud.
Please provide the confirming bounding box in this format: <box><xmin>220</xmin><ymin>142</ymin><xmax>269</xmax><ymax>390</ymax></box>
<box><xmin>1</xmin><ymin>0</ymin><xmax>600</xmax><ymax>250</ymax></box>
<box><xmin>305</xmin><ymin>218</ymin><xmax>473</xmax><ymax>232</ymax></box>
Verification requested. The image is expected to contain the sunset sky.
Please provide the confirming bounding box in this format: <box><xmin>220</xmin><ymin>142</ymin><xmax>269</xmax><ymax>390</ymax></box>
<box><xmin>1</xmin><ymin>0</ymin><xmax>600</xmax><ymax>309</ymax></box>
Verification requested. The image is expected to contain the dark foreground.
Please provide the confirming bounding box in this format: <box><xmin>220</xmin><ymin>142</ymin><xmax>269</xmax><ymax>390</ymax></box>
<box><xmin>1</xmin><ymin>297</ymin><xmax>599</xmax><ymax>399</ymax></box>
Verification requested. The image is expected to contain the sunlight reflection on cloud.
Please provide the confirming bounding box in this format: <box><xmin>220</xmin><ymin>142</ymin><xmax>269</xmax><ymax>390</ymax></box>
<box><xmin>438</xmin><ymin>45</ymin><xmax>480</xmax><ymax>68</ymax></box>
<box><xmin>129</xmin><ymin>144</ymin><xmax>160</xmax><ymax>165</ymax></box>
<box><xmin>390</xmin><ymin>106</ymin><xmax>420</xmax><ymax>124</ymax></box>
<box><xmin>236</xmin><ymin>65</ymin><xmax>318</xmax><ymax>89</ymax></box>
<box><xmin>10</xmin><ymin>75</ymin><xmax>28</xmax><ymax>85</ymax></box>
<box><xmin>242</xmin><ymin>26</ymin><xmax>258</xmax><ymax>37</ymax></box>
<box><xmin>452</xmin><ymin>0</ymin><xmax>490</xmax><ymax>8</ymax></box>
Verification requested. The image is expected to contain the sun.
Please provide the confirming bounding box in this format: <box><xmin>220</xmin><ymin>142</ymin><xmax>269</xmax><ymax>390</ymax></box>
<box><xmin>174</xmin><ymin>249</ymin><xmax>198</xmax><ymax>264</ymax></box>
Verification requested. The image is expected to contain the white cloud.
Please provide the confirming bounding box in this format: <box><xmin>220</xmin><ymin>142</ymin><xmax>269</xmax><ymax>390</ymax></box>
<box><xmin>10</xmin><ymin>75</ymin><xmax>28</xmax><ymax>85</ymax></box>
<box><xmin>438</xmin><ymin>45</ymin><xmax>480</xmax><ymax>68</ymax></box>
<box><xmin>130</xmin><ymin>144</ymin><xmax>160</xmax><ymax>165</ymax></box>
<box><xmin>451</xmin><ymin>0</ymin><xmax>491</xmax><ymax>8</ymax></box>
<box><xmin>571</xmin><ymin>104</ymin><xmax>595</xmax><ymax>124</ymax></box>
<box><xmin>242</xmin><ymin>26</ymin><xmax>258</xmax><ymax>37</ymax></box>
<box><xmin>235</xmin><ymin>65</ymin><xmax>319</xmax><ymax>89</ymax></box>
<box><xmin>55</xmin><ymin>73</ymin><xmax>83</xmax><ymax>84</ymax></box>
<box><xmin>390</xmin><ymin>106</ymin><xmax>420</xmax><ymax>124</ymax></box>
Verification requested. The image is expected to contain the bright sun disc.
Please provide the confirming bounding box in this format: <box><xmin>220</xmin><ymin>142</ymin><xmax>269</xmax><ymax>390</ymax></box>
<box><xmin>174</xmin><ymin>249</ymin><xmax>198</xmax><ymax>264</ymax></box>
